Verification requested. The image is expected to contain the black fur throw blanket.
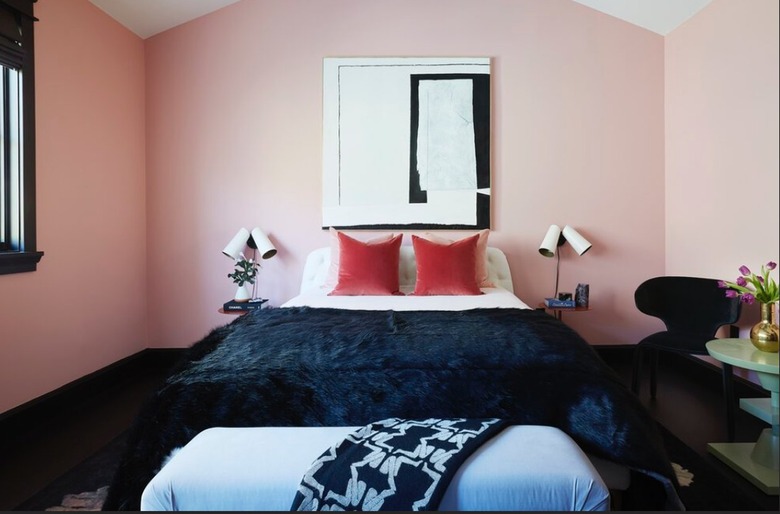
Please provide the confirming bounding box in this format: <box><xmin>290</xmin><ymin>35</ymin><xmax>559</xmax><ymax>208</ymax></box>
<box><xmin>103</xmin><ymin>307</ymin><xmax>683</xmax><ymax>511</ymax></box>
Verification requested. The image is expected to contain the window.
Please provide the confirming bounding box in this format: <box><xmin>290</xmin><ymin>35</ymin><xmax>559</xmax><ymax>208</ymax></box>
<box><xmin>0</xmin><ymin>0</ymin><xmax>40</xmax><ymax>274</ymax></box>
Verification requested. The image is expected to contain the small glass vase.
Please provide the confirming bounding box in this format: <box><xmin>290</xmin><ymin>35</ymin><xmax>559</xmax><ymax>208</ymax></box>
<box><xmin>750</xmin><ymin>302</ymin><xmax>779</xmax><ymax>353</ymax></box>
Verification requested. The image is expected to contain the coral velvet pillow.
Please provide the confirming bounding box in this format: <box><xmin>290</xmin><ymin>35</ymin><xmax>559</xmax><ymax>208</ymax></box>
<box><xmin>324</xmin><ymin>228</ymin><xmax>395</xmax><ymax>291</ymax></box>
<box><xmin>412</xmin><ymin>234</ymin><xmax>482</xmax><ymax>296</ymax></box>
<box><xmin>422</xmin><ymin>229</ymin><xmax>495</xmax><ymax>288</ymax></box>
<box><xmin>329</xmin><ymin>232</ymin><xmax>403</xmax><ymax>296</ymax></box>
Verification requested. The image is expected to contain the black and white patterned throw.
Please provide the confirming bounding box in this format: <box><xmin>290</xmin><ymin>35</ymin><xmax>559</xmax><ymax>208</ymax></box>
<box><xmin>291</xmin><ymin>417</ymin><xmax>509</xmax><ymax>511</ymax></box>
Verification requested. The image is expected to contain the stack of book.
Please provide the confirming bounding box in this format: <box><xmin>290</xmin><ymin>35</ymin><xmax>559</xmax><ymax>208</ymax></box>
<box><xmin>544</xmin><ymin>297</ymin><xmax>576</xmax><ymax>308</ymax></box>
<box><xmin>223</xmin><ymin>298</ymin><xmax>268</xmax><ymax>311</ymax></box>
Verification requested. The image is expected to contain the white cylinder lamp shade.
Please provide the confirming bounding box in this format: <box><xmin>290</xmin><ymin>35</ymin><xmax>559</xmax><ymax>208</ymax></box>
<box><xmin>222</xmin><ymin>227</ymin><xmax>250</xmax><ymax>260</ymax></box>
<box><xmin>249</xmin><ymin>227</ymin><xmax>277</xmax><ymax>260</ymax></box>
<box><xmin>562</xmin><ymin>225</ymin><xmax>592</xmax><ymax>255</ymax></box>
<box><xmin>539</xmin><ymin>225</ymin><xmax>562</xmax><ymax>258</ymax></box>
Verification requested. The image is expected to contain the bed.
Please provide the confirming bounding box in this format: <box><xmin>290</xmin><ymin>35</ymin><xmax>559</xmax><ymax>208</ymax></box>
<box><xmin>103</xmin><ymin>244</ymin><xmax>683</xmax><ymax>511</ymax></box>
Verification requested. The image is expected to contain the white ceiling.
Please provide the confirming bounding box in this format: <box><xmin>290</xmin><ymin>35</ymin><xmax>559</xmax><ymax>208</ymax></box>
<box><xmin>88</xmin><ymin>0</ymin><xmax>713</xmax><ymax>40</ymax></box>
<box><xmin>88</xmin><ymin>0</ymin><xmax>242</xmax><ymax>39</ymax></box>
<box><xmin>572</xmin><ymin>0</ymin><xmax>712</xmax><ymax>35</ymax></box>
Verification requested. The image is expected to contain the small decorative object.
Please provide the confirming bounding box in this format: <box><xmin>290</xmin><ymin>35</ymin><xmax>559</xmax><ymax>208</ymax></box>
<box><xmin>719</xmin><ymin>261</ymin><xmax>779</xmax><ymax>352</ymax></box>
<box><xmin>575</xmin><ymin>283</ymin><xmax>589</xmax><ymax>308</ymax></box>
<box><xmin>233</xmin><ymin>284</ymin><xmax>252</xmax><ymax>303</ymax></box>
<box><xmin>557</xmin><ymin>292</ymin><xmax>572</xmax><ymax>301</ymax></box>
<box><xmin>228</xmin><ymin>254</ymin><xmax>260</xmax><ymax>303</ymax></box>
<box><xmin>751</xmin><ymin>302</ymin><xmax>778</xmax><ymax>353</ymax></box>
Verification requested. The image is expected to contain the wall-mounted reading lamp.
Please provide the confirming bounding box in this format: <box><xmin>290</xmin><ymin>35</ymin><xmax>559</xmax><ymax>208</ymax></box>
<box><xmin>539</xmin><ymin>224</ymin><xmax>592</xmax><ymax>298</ymax></box>
<box><xmin>223</xmin><ymin>227</ymin><xmax>277</xmax><ymax>299</ymax></box>
<box><xmin>223</xmin><ymin>227</ymin><xmax>277</xmax><ymax>260</ymax></box>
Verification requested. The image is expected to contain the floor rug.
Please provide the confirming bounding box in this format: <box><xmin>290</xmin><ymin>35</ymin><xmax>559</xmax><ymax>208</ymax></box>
<box><xmin>43</xmin><ymin>487</ymin><xmax>107</xmax><ymax>512</ymax></box>
<box><xmin>17</xmin><ymin>426</ymin><xmax>776</xmax><ymax>511</ymax></box>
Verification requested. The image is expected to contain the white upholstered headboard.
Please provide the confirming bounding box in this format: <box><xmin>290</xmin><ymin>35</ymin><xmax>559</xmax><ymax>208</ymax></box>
<box><xmin>299</xmin><ymin>246</ymin><xmax>514</xmax><ymax>295</ymax></box>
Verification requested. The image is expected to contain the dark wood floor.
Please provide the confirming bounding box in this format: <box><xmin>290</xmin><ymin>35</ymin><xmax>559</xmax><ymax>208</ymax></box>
<box><xmin>1</xmin><ymin>346</ymin><xmax>777</xmax><ymax>510</ymax></box>
<box><xmin>0</xmin><ymin>356</ymin><xmax>175</xmax><ymax>511</ymax></box>
<box><xmin>599</xmin><ymin>347</ymin><xmax>770</xmax><ymax>453</ymax></box>
<box><xmin>599</xmin><ymin>346</ymin><xmax>777</xmax><ymax>510</ymax></box>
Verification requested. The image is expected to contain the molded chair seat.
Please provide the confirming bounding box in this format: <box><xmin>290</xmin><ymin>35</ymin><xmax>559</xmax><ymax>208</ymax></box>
<box><xmin>631</xmin><ymin>276</ymin><xmax>741</xmax><ymax>441</ymax></box>
<box><xmin>636</xmin><ymin>332</ymin><xmax>715</xmax><ymax>355</ymax></box>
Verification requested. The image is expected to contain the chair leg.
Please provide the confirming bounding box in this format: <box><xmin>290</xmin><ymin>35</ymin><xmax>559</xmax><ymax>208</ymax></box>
<box><xmin>649</xmin><ymin>349</ymin><xmax>659</xmax><ymax>399</ymax></box>
<box><xmin>631</xmin><ymin>346</ymin><xmax>643</xmax><ymax>395</ymax></box>
<box><xmin>722</xmin><ymin>363</ymin><xmax>736</xmax><ymax>442</ymax></box>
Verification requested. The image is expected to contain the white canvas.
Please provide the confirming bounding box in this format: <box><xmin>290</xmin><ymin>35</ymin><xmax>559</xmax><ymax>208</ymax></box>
<box><xmin>322</xmin><ymin>57</ymin><xmax>491</xmax><ymax>229</ymax></box>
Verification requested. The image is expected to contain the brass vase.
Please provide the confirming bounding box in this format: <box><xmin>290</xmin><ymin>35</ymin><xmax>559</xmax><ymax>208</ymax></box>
<box><xmin>750</xmin><ymin>302</ymin><xmax>779</xmax><ymax>352</ymax></box>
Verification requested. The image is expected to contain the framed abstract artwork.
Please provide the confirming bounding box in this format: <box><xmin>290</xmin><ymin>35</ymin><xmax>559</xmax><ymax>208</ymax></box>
<box><xmin>322</xmin><ymin>57</ymin><xmax>490</xmax><ymax>230</ymax></box>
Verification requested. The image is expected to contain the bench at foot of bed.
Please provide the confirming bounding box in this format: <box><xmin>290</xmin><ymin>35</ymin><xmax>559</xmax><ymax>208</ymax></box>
<box><xmin>141</xmin><ymin>425</ymin><xmax>619</xmax><ymax>511</ymax></box>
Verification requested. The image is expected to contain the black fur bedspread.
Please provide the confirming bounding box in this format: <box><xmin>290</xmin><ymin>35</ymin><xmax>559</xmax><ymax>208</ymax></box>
<box><xmin>103</xmin><ymin>307</ymin><xmax>682</xmax><ymax>510</ymax></box>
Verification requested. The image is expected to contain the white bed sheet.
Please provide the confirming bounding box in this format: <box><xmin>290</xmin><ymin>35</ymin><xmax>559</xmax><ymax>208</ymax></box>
<box><xmin>141</xmin><ymin>425</ymin><xmax>610</xmax><ymax>511</ymax></box>
<box><xmin>281</xmin><ymin>286</ymin><xmax>532</xmax><ymax>311</ymax></box>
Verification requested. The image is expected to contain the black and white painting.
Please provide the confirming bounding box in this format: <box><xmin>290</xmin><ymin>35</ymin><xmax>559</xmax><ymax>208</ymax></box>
<box><xmin>322</xmin><ymin>57</ymin><xmax>490</xmax><ymax>230</ymax></box>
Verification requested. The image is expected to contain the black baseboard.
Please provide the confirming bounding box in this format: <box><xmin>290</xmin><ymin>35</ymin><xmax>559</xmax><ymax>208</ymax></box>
<box><xmin>0</xmin><ymin>348</ymin><xmax>184</xmax><ymax>453</ymax></box>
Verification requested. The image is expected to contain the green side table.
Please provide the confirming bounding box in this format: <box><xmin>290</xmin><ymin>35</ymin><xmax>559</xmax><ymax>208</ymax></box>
<box><xmin>706</xmin><ymin>338</ymin><xmax>779</xmax><ymax>495</ymax></box>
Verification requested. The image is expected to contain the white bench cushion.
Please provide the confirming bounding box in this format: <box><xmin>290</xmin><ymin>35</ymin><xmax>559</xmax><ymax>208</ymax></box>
<box><xmin>141</xmin><ymin>425</ymin><xmax>611</xmax><ymax>511</ymax></box>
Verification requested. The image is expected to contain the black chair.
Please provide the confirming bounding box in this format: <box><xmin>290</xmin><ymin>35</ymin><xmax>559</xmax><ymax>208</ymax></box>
<box><xmin>631</xmin><ymin>276</ymin><xmax>742</xmax><ymax>441</ymax></box>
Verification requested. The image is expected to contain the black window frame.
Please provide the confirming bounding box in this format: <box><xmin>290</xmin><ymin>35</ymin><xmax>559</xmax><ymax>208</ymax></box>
<box><xmin>0</xmin><ymin>0</ymin><xmax>40</xmax><ymax>275</ymax></box>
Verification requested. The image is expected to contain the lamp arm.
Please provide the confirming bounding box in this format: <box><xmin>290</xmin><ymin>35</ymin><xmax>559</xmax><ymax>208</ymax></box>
<box><xmin>251</xmin><ymin>247</ymin><xmax>259</xmax><ymax>300</ymax></box>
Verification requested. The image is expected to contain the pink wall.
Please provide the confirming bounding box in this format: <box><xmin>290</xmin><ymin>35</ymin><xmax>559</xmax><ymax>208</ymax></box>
<box><xmin>665</xmin><ymin>0</ymin><xmax>779</xmax><ymax>333</ymax></box>
<box><xmin>665</xmin><ymin>0</ymin><xmax>779</xmax><ymax>381</ymax></box>
<box><xmin>12</xmin><ymin>0</ymin><xmax>773</xmax><ymax>413</ymax></box>
<box><xmin>0</xmin><ymin>0</ymin><xmax>146</xmax><ymax>413</ymax></box>
<box><xmin>145</xmin><ymin>0</ymin><xmax>666</xmax><ymax>349</ymax></box>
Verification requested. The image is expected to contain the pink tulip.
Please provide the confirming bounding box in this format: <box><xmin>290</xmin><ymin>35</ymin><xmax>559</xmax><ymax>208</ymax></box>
<box><xmin>725</xmin><ymin>290</ymin><xmax>739</xmax><ymax>298</ymax></box>
<box><xmin>741</xmin><ymin>293</ymin><xmax>755</xmax><ymax>305</ymax></box>
<box><xmin>717</xmin><ymin>280</ymin><xmax>729</xmax><ymax>288</ymax></box>
<box><xmin>739</xmin><ymin>265</ymin><xmax>751</xmax><ymax>276</ymax></box>
<box><xmin>768</xmin><ymin>261</ymin><xmax>777</xmax><ymax>270</ymax></box>
<box><xmin>736</xmin><ymin>277</ymin><xmax>747</xmax><ymax>287</ymax></box>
